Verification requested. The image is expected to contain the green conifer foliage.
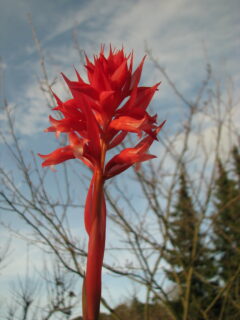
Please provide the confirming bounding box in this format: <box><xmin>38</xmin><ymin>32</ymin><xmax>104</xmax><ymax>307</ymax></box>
<box><xmin>232</xmin><ymin>146</ymin><xmax>240</xmax><ymax>188</ymax></box>
<box><xmin>165</xmin><ymin>166</ymin><xmax>219</xmax><ymax>320</ymax></box>
<box><xmin>212</xmin><ymin>155</ymin><xmax>240</xmax><ymax>319</ymax></box>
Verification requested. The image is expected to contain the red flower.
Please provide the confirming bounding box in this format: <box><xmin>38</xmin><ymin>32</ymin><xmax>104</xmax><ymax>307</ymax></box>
<box><xmin>39</xmin><ymin>46</ymin><xmax>165</xmax><ymax>320</ymax></box>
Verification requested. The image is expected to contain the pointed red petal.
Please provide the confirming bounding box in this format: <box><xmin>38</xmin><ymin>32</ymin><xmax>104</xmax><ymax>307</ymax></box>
<box><xmin>69</xmin><ymin>132</ymin><xmax>86</xmax><ymax>154</ymax></box>
<box><xmin>38</xmin><ymin>146</ymin><xmax>75</xmax><ymax>167</ymax></box>
<box><xmin>111</xmin><ymin>60</ymin><xmax>128</xmax><ymax>87</ymax></box>
<box><xmin>104</xmin><ymin>122</ymin><xmax>166</xmax><ymax>179</ymax></box>
<box><xmin>133</xmin><ymin>120</ymin><xmax>166</xmax><ymax>151</ymax></box>
<box><xmin>93</xmin><ymin>62</ymin><xmax>111</xmax><ymax>91</ymax></box>
<box><xmin>108</xmin><ymin>131</ymin><xmax>127</xmax><ymax>149</ymax></box>
<box><xmin>134</xmin><ymin>83</ymin><xmax>160</xmax><ymax>110</ymax></box>
<box><xmin>110</xmin><ymin>116</ymin><xmax>146</xmax><ymax>134</ymax></box>
<box><xmin>61</xmin><ymin>72</ymin><xmax>99</xmax><ymax>100</ymax></box>
<box><xmin>105</xmin><ymin>146</ymin><xmax>156</xmax><ymax>179</ymax></box>
<box><xmin>116</xmin><ymin>86</ymin><xmax>138</xmax><ymax>115</ymax></box>
<box><xmin>51</xmin><ymin>89</ymin><xmax>62</xmax><ymax>106</ymax></box>
<box><xmin>69</xmin><ymin>132</ymin><xmax>95</xmax><ymax>170</ymax></box>
<box><xmin>130</xmin><ymin>56</ymin><xmax>146</xmax><ymax>90</ymax></box>
<box><xmin>74</xmin><ymin>67</ymin><xmax>86</xmax><ymax>85</ymax></box>
<box><xmin>80</xmin><ymin>95</ymin><xmax>101</xmax><ymax>161</ymax></box>
<box><xmin>47</xmin><ymin>115</ymin><xmax>85</xmax><ymax>136</ymax></box>
<box><xmin>99</xmin><ymin>91</ymin><xmax>116</xmax><ymax>118</ymax></box>
<box><xmin>104</xmin><ymin>162</ymin><xmax>132</xmax><ymax>179</ymax></box>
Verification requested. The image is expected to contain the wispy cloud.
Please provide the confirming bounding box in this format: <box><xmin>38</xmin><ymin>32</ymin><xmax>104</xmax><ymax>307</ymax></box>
<box><xmin>1</xmin><ymin>0</ymin><xmax>239</xmax><ymax>144</ymax></box>
<box><xmin>25</xmin><ymin>0</ymin><xmax>240</xmax><ymax>119</ymax></box>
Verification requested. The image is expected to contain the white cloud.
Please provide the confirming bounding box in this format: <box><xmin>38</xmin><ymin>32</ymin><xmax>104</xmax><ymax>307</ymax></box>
<box><xmin>7</xmin><ymin>0</ymin><xmax>238</xmax><ymax>137</ymax></box>
<box><xmin>15</xmin><ymin>85</ymin><xmax>49</xmax><ymax>136</ymax></box>
<box><xmin>0</xmin><ymin>61</ymin><xmax>7</xmax><ymax>70</ymax></box>
<box><xmin>44</xmin><ymin>0</ymin><xmax>125</xmax><ymax>43</ymax></box>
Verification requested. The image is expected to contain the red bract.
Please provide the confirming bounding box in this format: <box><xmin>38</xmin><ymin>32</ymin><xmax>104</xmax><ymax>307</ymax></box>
<box><xmin>38</xmin><ymin>46</ymin><xmax>165</xmax><ymax>320</ymax></box>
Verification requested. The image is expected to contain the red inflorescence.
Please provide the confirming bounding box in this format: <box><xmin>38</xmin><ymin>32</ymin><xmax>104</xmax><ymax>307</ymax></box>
<box><xmin>39</xmin><ymin>46</ymin><xmax>165</xmax><ymax>320</ymax></box>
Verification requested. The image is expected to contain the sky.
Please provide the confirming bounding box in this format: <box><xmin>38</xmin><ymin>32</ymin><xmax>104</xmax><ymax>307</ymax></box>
<box><xmin>0</xmin><ymin>0</ymin><xmax>240</xmax><ymax>317</ymax></box>
<box><xmin>1</xmin><ymin>0</ymin><xmax>240</xmax><ymax>133</ymax></box>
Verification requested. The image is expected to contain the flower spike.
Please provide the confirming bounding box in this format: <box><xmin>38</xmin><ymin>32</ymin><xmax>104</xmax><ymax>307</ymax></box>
<box><xmin>39</xmin><ymin>45</ymin><xmax>165</xmax><ymax>320</ymax></box>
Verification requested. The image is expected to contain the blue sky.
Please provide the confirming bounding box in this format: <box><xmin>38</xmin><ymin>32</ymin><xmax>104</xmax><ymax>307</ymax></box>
<box><xmin>0</xmin><ymin>0</ymin><xmax>239</xmax><ymax>138</ymax></box>
<box><xmin>2</xmin><ymin>0</ymin><xmax>240</xmax><ymax>100</ymax></box>
<box><xmin>0</xmin><ymin>0</ymin><xmax>240</xmax><ymax>317</ymax></box>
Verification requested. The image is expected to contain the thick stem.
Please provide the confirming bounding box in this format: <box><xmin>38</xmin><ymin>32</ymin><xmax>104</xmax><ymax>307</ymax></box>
<box><xmin>84</xmin><ymin>141</ymin><xmax>107</xmax><ymax>320</ymax></box>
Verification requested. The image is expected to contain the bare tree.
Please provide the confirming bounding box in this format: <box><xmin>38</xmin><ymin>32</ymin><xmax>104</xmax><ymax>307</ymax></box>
<box><xmin>4</xmin><ymin>258</ymin><xmax>80</xmax><ymax>320</ymax></box>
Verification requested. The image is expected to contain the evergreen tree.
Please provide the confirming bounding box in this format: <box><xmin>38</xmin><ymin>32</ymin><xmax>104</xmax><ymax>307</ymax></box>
<box><xmin>212</xmin><ymin>155</ymin><xmax>240</xmax><ymax>319</ymax></box>
<box><xmin>232</xmin><ymin>146</ymin><xmax>240</xmax><ymax>188</ymax></box>
<box><xmin>165</xmin><ymin>166</ymin><xmax>219</xmax><ymax>319</ymax></box>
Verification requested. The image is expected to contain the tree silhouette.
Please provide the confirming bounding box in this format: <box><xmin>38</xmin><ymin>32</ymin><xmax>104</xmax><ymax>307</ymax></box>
<box><xmin>212</xmin><ymin>153</ymin><xmax>240</xmax><ymax>319</ymax></box>
<box><xmin>165</xmin><ymin>166</ymin><xmax>219</xmax><ymax>319</ymax></box>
